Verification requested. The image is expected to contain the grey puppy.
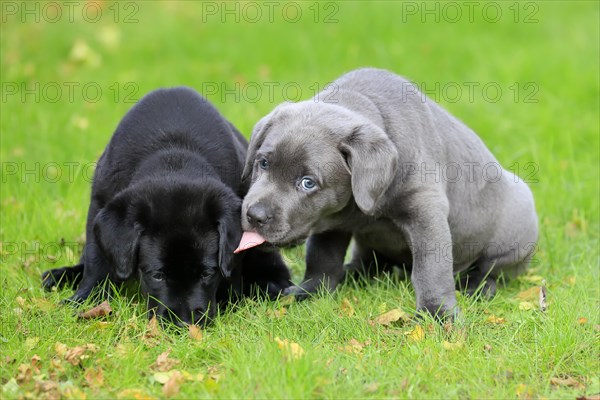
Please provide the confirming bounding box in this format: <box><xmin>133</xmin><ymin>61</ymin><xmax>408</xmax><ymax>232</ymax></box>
<box><xmin>240</xmin><ymin>68</ymin><xmax>538</xmax><ymax>317</ymax></box>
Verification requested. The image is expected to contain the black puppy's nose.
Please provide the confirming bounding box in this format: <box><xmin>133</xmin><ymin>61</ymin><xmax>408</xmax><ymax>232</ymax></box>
<box><xmin>247</xmin><ymin>204</ymin><xmax>272</xmax><ymax>225</ymax></box>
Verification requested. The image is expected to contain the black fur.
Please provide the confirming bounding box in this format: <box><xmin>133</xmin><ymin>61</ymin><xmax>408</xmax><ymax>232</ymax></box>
<box><xmin>42</xmin><ymin>87</ymin><xmax>291</xmax><ymax>326</ymax></box>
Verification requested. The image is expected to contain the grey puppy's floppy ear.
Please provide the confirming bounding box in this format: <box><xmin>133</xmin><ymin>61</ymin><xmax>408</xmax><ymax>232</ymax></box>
<box><xmin>241</xmin><ymin>114</ymin><xmax>272</xmax><ymax>182</ymax></box>
<box><xmin>339</xmin><ymin>123</ymin><xmax>399</xmax><ymax>216</ymax></box>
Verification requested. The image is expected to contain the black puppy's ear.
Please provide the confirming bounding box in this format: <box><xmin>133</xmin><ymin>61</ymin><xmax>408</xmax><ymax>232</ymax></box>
<box><xmin>339</xmin><ymin>123</ymin><xmax>399</xmax><ymax>216</ymax></box>
<box><xmin>217</xmin><ymin>208</ymin><xmax>242</xmax><ymax>279</ymax></box>
<box><xmin>241</xmin><ymin>113</ymin><xmax>273</xmax><ymax>182</ymax></box>
<box><xmin>93</xmin><ymin>195</ymin><xmax>143</xmax><ymax>281</ymax></box>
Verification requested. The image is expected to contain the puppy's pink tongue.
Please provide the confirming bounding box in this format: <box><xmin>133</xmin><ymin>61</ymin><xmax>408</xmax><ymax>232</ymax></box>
<box><xmin>234</xmin><ymin>231</ymin><xmax>266</xmax><ymax>253</ymax></box>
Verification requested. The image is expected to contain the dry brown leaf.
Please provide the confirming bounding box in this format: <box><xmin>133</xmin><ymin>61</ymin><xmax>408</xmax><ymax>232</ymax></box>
<box><xmin>146</xmin><ymin>316</ymin><xmax>160</xmax><ymax>337</ymax></box>
<box><xmin>78</xmin><ymin>301</ymin><xmax>112</xmax><ymax>319</ymax></box>
<box><xmin>189</xmin><ymin>325</ymin><xmax>203</xmax><ymax>341</ymax></box>
<box><xmin>484</xmin><ymin>344</ymin><xmax>493</xmax><ymax>352</ymax></box>
<box><xmin>84</xmin><ymin>366</ymin><xmax>104</xmax><ymax>388</ymax></box>
<box><xmin>151</xmin><ymin>350</ymin><xmax>180</xmax><ymax>372</ymax></box>
<box><xmin>34</xmin><ymin>379</ymin><xmax>60</xmax><ymax>398</ymax></box>
<box><xmin>486</xmin><ymin>315</ymin><xmax>506</xmax><ymax>324</ymax></box>
<box><xmin>373</xmin><ymin>308</ymin><xmax>410</xmax><ymax>326</ymax></box>
<box><xmin>30</xmin><ymin>354</ymin><xmax>41</xmax><ymax>373</ymax></box>
<box><xmin>64</xmin><ymin>346</ymin><xmax>86</xmax><ymax>366</ymax></box>
<box><xmin>516</xmin><ymin>286</ymin><xmax>540</xmax><ymax>301</ymax></box>
<box><xmin>275</xmin><ymin>337</ymin><xmax>304</xmax><ymax>360</ymax></box>
<box><xmin>63</xmin><ymin>344</ymin><xmax>98</xmax><ymax>366</ymax></box>
<box><xmin>405</xmin><ymin>325</ymin><xmax>425</xmax><ymax>342</ymax></box>
<box><xmin>340</xmin><ymin>298</ymin><xmax>355</xmax><ymax>317</ymax></box>
<box><xmin>142</xmin><ymin>316</ymin><xmax>162</xmax><ymax>347</ymax></box>
<box><xmin>576</xmin><ymin>395</ymin><xmax>600</xmax><ymax>400</ymax></box>
<box><xmin>162</xmin><ymin>370</ymin><xmax>184</xmax><ymax>397</ymax></box>
<box><xmin>2</xmin><ymin>355</ymin><xmax>16</xmax><ymax>366</ymax></box>
<box><xmin>550</xmin><ymin>375</ymin><xmax>585</xmax><ymax>389</ymax></box>
<box><xmin>16</xmin><ymin>363</ymin><xmax>32</xmax><ymax>384</ymax></box>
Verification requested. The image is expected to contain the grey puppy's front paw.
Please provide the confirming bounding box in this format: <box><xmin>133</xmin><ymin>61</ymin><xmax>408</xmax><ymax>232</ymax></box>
<box><xmin>416</xmin><ymin>299</ymin><xmax>461</xmax><ymax>322</ymax></box>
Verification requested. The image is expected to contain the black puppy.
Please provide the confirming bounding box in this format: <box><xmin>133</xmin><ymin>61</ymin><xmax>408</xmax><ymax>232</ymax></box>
<box><xmin>42</xmin><ymin>87</ymin><xmax>291</xmax><ymax>326</ymax></box>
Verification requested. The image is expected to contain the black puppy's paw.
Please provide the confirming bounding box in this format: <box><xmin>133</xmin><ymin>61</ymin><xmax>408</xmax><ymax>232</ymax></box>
<box><xmin>262</xmin><ymin>279</ymin><xmax>292</xmax><ymax>299</ymax></box>
<box><xmin>41</xmin><ymin>264</ymin><xmax>84</xmax><ymax>291</ymax></box>
<box><xmin>282</xmin><ymin>278</ymin><xmax>336</xmax><ymax>300</ymax></box>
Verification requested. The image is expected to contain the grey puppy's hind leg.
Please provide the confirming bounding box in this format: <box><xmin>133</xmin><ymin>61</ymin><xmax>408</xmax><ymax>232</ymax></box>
<box><xmin>458</xmin><ymin>242</ymin><xmax>536</xmax><ymax>299</ymax></box>
<box><xmin>345</xmin><ymin>242</ymin><xmax>397</xmax><ymax>280</ymax></box>
<box><xmin>456</xmin><ymin>260</ymin><xmax>497</xmax><ymax>299</ymax></box>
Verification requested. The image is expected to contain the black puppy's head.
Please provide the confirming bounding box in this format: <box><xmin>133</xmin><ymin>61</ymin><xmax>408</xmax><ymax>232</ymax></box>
<box><xmin>93</xmin><ymin>180</ymin><xmax>241</xmax><ymax>326</ymax></box>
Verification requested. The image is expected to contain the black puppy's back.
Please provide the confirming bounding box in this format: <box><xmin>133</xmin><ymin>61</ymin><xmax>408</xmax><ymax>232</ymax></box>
<box><xmin>95</xmin><ymin>87</ymin><xmax>248</xmax><ymax>201</ymax></box>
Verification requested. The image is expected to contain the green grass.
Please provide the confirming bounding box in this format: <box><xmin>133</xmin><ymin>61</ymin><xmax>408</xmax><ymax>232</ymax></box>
<box><xmin>1</xmin><ymin>1</ymin><xmax>599</xmax><ymax>398</ymax></box>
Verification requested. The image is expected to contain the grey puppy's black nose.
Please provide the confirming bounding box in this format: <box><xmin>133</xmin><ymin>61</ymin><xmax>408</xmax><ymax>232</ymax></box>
<box><xmin>247</xmin><ymin>204</ymin><xmax>271</xmax><ymax>225</ymax></box>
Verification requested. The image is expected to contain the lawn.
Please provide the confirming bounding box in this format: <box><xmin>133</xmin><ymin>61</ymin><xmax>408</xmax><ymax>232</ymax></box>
<box><xmin>1</xmin><ymin>1</ymin><xmax>599</xmax><ymax>398</ymax></box>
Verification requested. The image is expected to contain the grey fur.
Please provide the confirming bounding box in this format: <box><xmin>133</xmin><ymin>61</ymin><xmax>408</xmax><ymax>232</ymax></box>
<box><xmin>241</xmin><ymin>68</ymin><xmax>538</xmax><ymax>317</ymax></box>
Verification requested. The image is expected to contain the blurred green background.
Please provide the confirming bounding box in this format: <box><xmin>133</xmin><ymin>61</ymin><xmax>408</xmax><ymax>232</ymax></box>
<box><xmin>1</xmin><ymin>1</ymin><xmax>598</xmax><ymax>398</ymax></box>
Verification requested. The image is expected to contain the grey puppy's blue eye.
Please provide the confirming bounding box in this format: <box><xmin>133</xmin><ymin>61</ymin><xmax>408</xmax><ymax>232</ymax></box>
<box><xmin>151</xmin><ymin>272</ymin><xmax>165</xmax><ymax>282</ymax></box>
<box><xmin>299</xmin><ymin>177</ymin><xmax>317</xmax><ymax>191</ymax></box>
<box><xmin>258</xmin><ymin>158</ymin><xmax>269</xmax><ymax>170</ymax></box>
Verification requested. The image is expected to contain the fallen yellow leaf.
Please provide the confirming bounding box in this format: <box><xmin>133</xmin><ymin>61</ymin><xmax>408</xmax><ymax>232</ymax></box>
<box><xmin>373</xmin><ymin>308</ymin><xmax>410</xmax><ymax>326</ymax></box>
<box><xmin>404</xmin><ymin>325</ymin><xmax>425</xmax><ymax>342</ymax></box>
<box><xmin>189</xmin><ymin>325</ymin><xmax>203</xmax><ymax>341</ymax></box>
<box><xmin>340</xmin><ymin>298</ymin><xmax>355</xmax><ymax>317</ymax></box>
<box><xmin>486</xmin><ymin>315</ymin><xmax>506</xmax><ymax>324</ymax></box>
<box><xmin>275</xmin><ymin>337</ymin><xmax>304</xmax><ymax>360</ymax></box>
